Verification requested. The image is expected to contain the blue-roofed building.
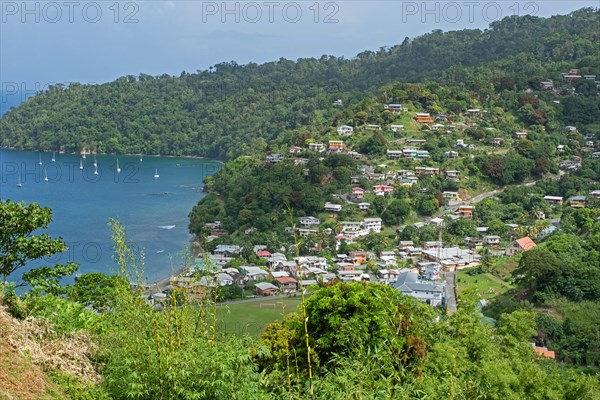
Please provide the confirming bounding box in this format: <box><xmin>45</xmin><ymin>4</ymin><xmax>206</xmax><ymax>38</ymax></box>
<box><xmin>393</xmin><ymin>270</ymin><xmax>445</xmax><ymax>307</ymax></box>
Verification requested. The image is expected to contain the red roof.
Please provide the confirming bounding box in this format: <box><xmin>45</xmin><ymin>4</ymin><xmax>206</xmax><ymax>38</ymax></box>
<box><xmin>275</xmin><ymin>277</ymin><xmax>298</xmax><ymax>284</ymax></box>
<box><xmin>534</xmin><ymin>347</ymin><xmax>555</xmax><ymax>359</ymax></box>
<box><xmin>516</xmin><ymin>237</ymin><xmax>536</xmax><ymax>251</ymax></box>
<box><xmin>257</xmin><ymin>250</ymin><xmax>271</xmax><ymax>257</ymax></box>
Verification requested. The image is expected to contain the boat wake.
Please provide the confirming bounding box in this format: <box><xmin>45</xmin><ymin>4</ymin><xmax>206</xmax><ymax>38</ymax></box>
<box><xmin>158</xmin><ymin>225</ymin><xmax>176</xmax><ymax>230</ymax></box>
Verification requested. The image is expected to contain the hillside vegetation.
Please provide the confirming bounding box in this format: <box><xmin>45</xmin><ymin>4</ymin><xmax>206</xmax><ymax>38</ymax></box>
<box><xmin>1</xmin><ymin>9</ymin><xmax>598</xmax><ymax>159</ymax></box>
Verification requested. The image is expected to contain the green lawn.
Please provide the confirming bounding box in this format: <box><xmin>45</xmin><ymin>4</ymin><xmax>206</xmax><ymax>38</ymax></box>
<box><xmin>456</xmin><ymin>268</ymin><xmax>513</xmax><ymax>299</ymax></box>
<box><xmin>216</xmin><ymin>297</ymin><xmax>303</xmax><ymax>338</ymax></box>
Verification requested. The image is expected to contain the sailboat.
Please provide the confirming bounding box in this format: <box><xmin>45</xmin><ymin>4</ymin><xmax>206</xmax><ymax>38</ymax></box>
<box><xmin>17</xmin><ymin>176</ymin><xmax>22</xmax><ymax>188</ymax></box>
<box><xmin>79</xmin><ymin>158</ymin><xmax>84</xmax><ymax>170</ymax></box>
<box><xmin>44</xmin><ymin>168</ymin><xmax>48</xmax><ymax>182</ymax></box>
<box><xmin>154</xmin><ymin>168</ymin><xmax>160</xmax><ymax>179</ymax></box>
<box><xmin>38</xmin><ymin>152</ymin><xmax>42</xmax><ymax>165</ymax></box>
<box><xmin>94</xmin><ymin>164</ymin><xmax>99</xmax><ymax>175</ymax></box>
<box><xmin>140</xmin><ymin>154</ymin><xmax>143</xmax><ymax>162</ymax></box>
<box><xmin>116</xmin><ymin>159</ymin><xmax>121</xmax><ymax>173</ymax></box>
<box><xmin>93</xmin><ymin>156</ymin><xmax>97</xmax><ymax>168</ymax></box>
<box><xmin>51</xmin><ymin>151</ymin><xmax>56</xmax><ymax>162</ymax></box>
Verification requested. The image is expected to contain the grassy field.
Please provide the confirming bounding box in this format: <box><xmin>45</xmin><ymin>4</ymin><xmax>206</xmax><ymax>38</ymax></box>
<box><xmin>216</xmin><ymin>297</ymin><xmax>303</xmax><ymax>338</ymax></box>
<box><xmin>456</xmin><ymin>268</ymin><xmax>514</xmax><ymax>299</ymax></box>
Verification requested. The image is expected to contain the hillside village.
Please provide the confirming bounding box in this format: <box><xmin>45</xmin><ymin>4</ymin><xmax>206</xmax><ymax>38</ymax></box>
<box><xmin>160</xmin><ymin>69</ymin><xmax>600</xmax><ymax>310</ymax></box>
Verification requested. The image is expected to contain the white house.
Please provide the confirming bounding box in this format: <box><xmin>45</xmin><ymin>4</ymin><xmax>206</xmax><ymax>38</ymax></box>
<box><xmin>363</xmin><ymin>218</ymin><xmax>382</xmax><ymax>233</ymax></box>
<box><xmin>337</xmin><ymin>125</ymin><xmax>354</xmax><ymax>135</ymax></box>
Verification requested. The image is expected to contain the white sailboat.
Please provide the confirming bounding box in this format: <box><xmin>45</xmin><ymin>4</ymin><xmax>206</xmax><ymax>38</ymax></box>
<box><xmin>38</xmin><ymin>152</ymin><xmax>42</xmax><ymax>165</ymax></box>
<box><xmin>93</xmin><ymin>156</ymin><xmax>97</xmax><ymax>168</ymax></box>
<box><xmin>116</xmin><ymin>159</ymin><xmax>121</xmax><ymax>173</ymax></box>
<box><xmin>79</xmin><ymin>158</ymin><xmax>84</xmax><ymax>170</ymax></box>
<box><xmin>140</xmin><ymin>154</ymin><xmax>143</xmax><ymax>162</ymax></box>
<box><xmin>94</xmin><ymin>164</ymin><xmax>99</xmax><ymax>175</ymax></box>
<box><xmin>154</xmin><ymin>168</ymin><xmax>160</xmax><ymax>179</ymax></box>
<box><xmin>51</xmin><ymin>151</ymin><xmax>56</xmax><ymax>162</ymax></box>
<box><xmin>17</xmin><ymin>176</ymin><xmax>22</xmax><ymax>188</ymax></box>
<box><xmin>44</xmin><ymin>168</ymin><xmax>48</xmax><ymax>182</ymax></box>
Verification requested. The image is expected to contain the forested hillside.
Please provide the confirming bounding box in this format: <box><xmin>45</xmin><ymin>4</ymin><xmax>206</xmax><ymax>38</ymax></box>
<box><xmin>1</xmin><ymin>8</ymin><xmax>598</xmax><ymax>159</ymax></box>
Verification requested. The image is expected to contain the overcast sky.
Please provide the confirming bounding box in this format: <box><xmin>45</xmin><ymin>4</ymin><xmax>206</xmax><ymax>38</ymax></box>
<box><xmin>0</xmin><ymin>1</ymin><xmax>597</xmax><ymax>95</ymax></box>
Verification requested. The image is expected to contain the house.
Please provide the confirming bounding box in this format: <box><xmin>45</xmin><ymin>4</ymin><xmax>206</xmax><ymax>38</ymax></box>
<box><xmin>387</xmin><ymin>150</ymin><xmax>404</xmax><ymax>160</ymax></box>
<box><xmin>444</xmin><ymin>150</ymin><xmax>459</xmax><ymax>158</ymax></box>
<box><xmin>338</xmin><ymin>270</ymin><xmax>363</xmax><ymax>282</ymax></box>
<box><xmin>337</xmin><ymin>125</ymin><xmax>354</xmax><ymax>135</ymax></box>
<box><xmin>240</xmin><ymin>266</ymin><xmax>269</xmax><ymax>281</ymax></box>
<box><xmin>299</xmin><ymin>216</ymin><xmax>321</xmax><ymax>227</ymax></box>
<box><xmin>443</xmin><ymin>191</ymin><xmax>461</xmax><ymax>202</ymax></box>
<box><xmin>392</xmin><ymin>270</ymin><xmax>444</xmax><ymax>307</ymax></box>
<box><xmin>271</xmin><ymin>271</ymin><xmax>289</xmax><ymax>279</ymax></box>
<box><xmin>407</xmin><ymin>139</ymin><xmax>427</xmax><ymax>146</ymax></box>
<box><xmin>540</xmin><ymin>81</ymin><xmax>554</xmax><ymax>90</ymax></box>
<box><xmin>256</xmin><ymin>250</ymin><xmax>272</xmax><ymax>258</ymax></box>
<box><xmin>444</xmin><ymin>170</ymin><xmax>460</xmax><ymax>180</ymax></box>
<box><xmin>377</xmin><ymin>269</ymin><xmax>399</xmax><ymax>284</ymax></box>
<box><xmin>384</xmin><ymin>103</ymin><xmax>403</xmax><ymax>113</ymax></box>
<box><xmin>358</xmin><ymin>202</ymin><xmax>370</xmax><ymax>210</ymax></box>
<box><xmin>328</xmin><ymin>140</ymin><xmax>345</xmax><ymax>152</ymax></box>
<box><xmin>275</xmin><ymin>277</ymin><xmax>298</xmax><ymax>293</ymax></box>
<box><xmin>431</xmin><ymin>123</ymin><xmax>445</xmax><ymax>131</ymax></box>
<box><xmin>365</xmin><ymin>124</ymin><xmax>382</xmax><ymax>131</ymax></box>
<box><xmin>466</xmin><ymin>109</ymin><xmax>481</xmax><ymax>117</ymax></box>
<box><xmin>289</xmin><ymin>146</ymin><xmax>302</xmax><ymax>154</ymax></box>
<box><xmin>490</xmin><ymin>137</ymin><xmax>502</xmax><ymax>146</ymax></box>
<box><xmin>255</xmin><ymin>282</ymin><xmax>278</xmax><ymax>296</ymax></box>
<box><xmin>421</xmin><ymin>247</ymin><xmax>480</xmax><ymax>270</ymax></box>
<box><xmin>390</xmin><ymin>124</ymin><xmax>404</xmax><ymax>132</ymax></box>
<box><xmin>505</xmin><ymin>236</ymin><xmax>536</xmax><ymax>256</ymax></box>
<box><xmin>400</xmin><ymin>176</ymin><xmax>419</xmax><ymax>186</ymax></box>
<box><xmin>533</xmin><ymin>346</ymin><xmax>556</xmax><ymax>359</ymax></box>
<box><xmin>515</xmin><ymin>132</ymin><xmax>528</xmax><ymax>139</ymax></box>
<box><xmin>324</xmin><ymin>202</ymin><xmax>342</xmax><ymax>212</ymax></box>
<box><xmin>569</xmin><ymin>196</ymin><xmax>587</xmax><ymax>208</ymax></box>
<box><xmin>543</xmin><ymin>195</ymin><xmax>563</xmax><ymax>205</ymax></box>
<box><xmin>308</xmin><ymin>142</ymin><xmax>325</xmax><ymax>152</ymax></box>
<box><xmin>456</xmin><ymin>205</ymin><xmax>474</xmax><ymax>218</ymax></box>
<box><xmin>398</xmin><ymin>241</ymin><xmax>414</xmax><ymax>250</ymax></box>
<box><xmin>415</xmin><ymin>113</ymin><xmax>434</xmax><ymax>123</ymax></box>
<box><xmin>341</xmin><ymin>221</ymin><xmax>363</xmax><ymax>232</ymax></box>
<box><xmin>363</xmin><ymin>217</ymin><xmax>382</xmax><ymax>233</ymax></box>
<box><xmin>213</xmin><ymin>245</ymin><xmax>242</xmax><ymax>256</ymax></box>
<box><xmin>422</xmin><ymin>241</ymin><xmax>442</xmax><ymax>250</ymax></box>
<box><xmin>589</xmin><ymin>190</ymin><xmax>600</xmax><ymax>199</ymax></box>
<box><xmin>351</xmin><ymin>187</ymin><xmax>365</xmax><ymax>201</ymax></box>
<box><xmin>350</xmin><ymin>176</ymin><xmax>360</xmax><ymax>184</ymax></box>
<box><xmin>483</xmin><ymin>235</ymin><xmax>501</xmax><ymax>246</ymax></box>
<box><xmin>266</xmin><ymin>154</ymin><xmax>284</xmax><ymax>163</ymax></box>
<box><xmin>414</xmin><ymin>167</ymin><xmax>439</xmax><ymax>176</ymax></box>
<box><xmin>347</xmin><ymin>151</ymin><xmax>362</xmax><ymax>159</ymax></box>
<box><xmin>373</xmin><ymin>185</ymin><xmax>394</xmax><ymax>196</ymax></box>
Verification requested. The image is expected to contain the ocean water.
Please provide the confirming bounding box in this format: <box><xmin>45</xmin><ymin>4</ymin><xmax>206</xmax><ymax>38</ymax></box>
<box><xmin>0</xmin><ymin>149</ymin><xmax>221</xmax><ymax>284</ymax></box>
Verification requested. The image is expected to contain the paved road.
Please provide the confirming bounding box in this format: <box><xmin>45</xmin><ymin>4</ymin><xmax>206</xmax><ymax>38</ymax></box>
<box><xmin>445</xmin><ymin>271</ymin><xmax>457</xmax><ymax>315</ymax></box>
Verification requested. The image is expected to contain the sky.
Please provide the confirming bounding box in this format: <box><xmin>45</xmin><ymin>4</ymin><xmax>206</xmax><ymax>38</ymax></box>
<box><xmin>0</xmin><ymin>0</ymin><xmax>597</xmax><ymax>110</ymax></box>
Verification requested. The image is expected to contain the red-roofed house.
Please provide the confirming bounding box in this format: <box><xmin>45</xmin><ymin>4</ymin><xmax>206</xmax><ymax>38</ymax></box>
<box><xmin>534</xmin><ymin>346</ymin><xmax>556</xmax><ymax>359</ymax></box>
<box><xmin>505</xmin><ymin>236</ymin><xmax>536</xmax><ymax>256</ymax></box>
<box><xmin>256</xmin><ymin>250</ymin><xmax>272</xmax><ymax>258</ymax></box>
<box><xmin>275</xmin><ymin>277</ymin><xmax>298</xmax><ymax>293</ymax></box>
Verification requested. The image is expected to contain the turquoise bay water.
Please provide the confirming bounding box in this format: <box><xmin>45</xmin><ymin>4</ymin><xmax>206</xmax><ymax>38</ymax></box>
<box><xmin>0</xmin><ymin>149</ymin><xmax>221</xmax><ymax>283</ymax></box>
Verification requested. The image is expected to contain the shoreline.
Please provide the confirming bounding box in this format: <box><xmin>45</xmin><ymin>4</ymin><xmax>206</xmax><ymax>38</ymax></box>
<box><xmin>0</xmin><ymin>147</ymin><xmax>224</xmax><ymax>164</ymax></box>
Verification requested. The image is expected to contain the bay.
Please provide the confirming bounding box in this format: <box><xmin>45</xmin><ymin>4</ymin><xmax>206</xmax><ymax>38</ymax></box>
<box><xmin>0</xmin><ymin>149</ymin><xmax>221</xmax><ymax>284</ymax></box>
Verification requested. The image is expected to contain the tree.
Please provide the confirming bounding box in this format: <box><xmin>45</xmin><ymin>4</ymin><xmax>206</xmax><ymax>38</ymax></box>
<box><xmin>0</xmin><ymin>200</ymin><xmax>70</xmax><ymax>283</ymax></box>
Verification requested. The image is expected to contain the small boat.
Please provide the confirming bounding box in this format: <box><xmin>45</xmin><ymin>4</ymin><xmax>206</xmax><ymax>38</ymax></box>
<box><xmin>94</xmin><ymin>164</ymin><xmax>99</xmax><ymax>175</ymax></box>
<box><xmin>51</xmin><ymin>151</ymin><xmax>56</xmax><ymax>162</ymax></box>
<box><xmin>140</xmin><ymin>154</ymin><xmax>143</xmax><ymax>162</ymax></box>
<box><xmin>44</xmin><ymin>169</ymin><xmax>48</xmax><ymax>182</ymax></box>
<box><xmin>154</xmin><ymin>168</ymin><xmax>159</xmax><ymax>179</ymax></box>
<box><xmin>17</xmin><ymin>177</ymin><xmax>22</xmax><ymax>188</ymax></box>
<box><xmin>93</xmin><ymin>156</ymin><xmax>97</xmax><ymax>168</ymax></box>
<box><xmin>38</xmin><ymin>152</ymin><xmax>42</xmax><ymax>165</ymax></box>
<box><xmin>79</xmin><ymin>158</ymin><xmax>83</xmax><ymax>170</ymax></box>
<box><xmin>116</xmin><ymin>159</ymin><xmax>121</xmax><ymax>173</ymax></box>
<box><xmin>82</xmin><ymin>152</ymin><xmax>86</xmax><ymax>159</ymax></box>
